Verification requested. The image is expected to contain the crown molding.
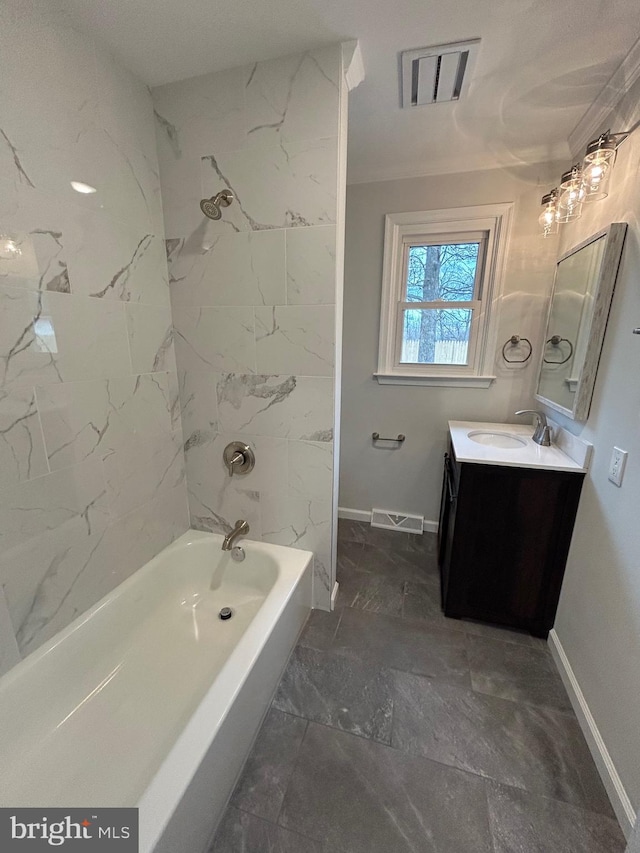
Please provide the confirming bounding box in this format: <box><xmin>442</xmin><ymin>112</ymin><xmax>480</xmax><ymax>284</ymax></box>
<box><xmin>342</xmin><ymin>40</ymin><xmax>365</xmax><ymax>92</ymax></box>
<box><xmin>569</xmin><ymin>36</ymin><xmax>640</xmax><ymax>158</ymax></box>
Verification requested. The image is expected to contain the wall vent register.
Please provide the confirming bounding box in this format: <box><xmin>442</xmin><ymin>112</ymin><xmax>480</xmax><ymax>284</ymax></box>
<box><xmin>371</xmin><ymin>508</ymin><xmax>423</xmax><ymax>534</ymax></box>
<box><xmin>401</xmin><ymin>39</ymin><xmax>480</xmax><ymax>107</ymax></box>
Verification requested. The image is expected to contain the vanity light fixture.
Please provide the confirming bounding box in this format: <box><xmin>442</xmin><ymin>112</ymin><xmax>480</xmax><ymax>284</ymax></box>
<box><xmin>581</xmin><ymin>129</ymin><xmax>628</xmax><ymax>202</ymax></box>
<box><xmin>538</xmin><ymin>189</ymin><xmax>559</xmax><ymax>238</ymax></box>
<box><xmin>539</xmin><ymin>128</ymin><xmax>631</xmax><ymax>235</ymax></box>
<box><xmin>556</xmin><ymin>165</ymin><xmax>584</xmax><ymax>223</ymax></box>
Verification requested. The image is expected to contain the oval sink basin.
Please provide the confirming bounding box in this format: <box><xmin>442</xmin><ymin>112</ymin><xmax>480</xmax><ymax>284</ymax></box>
<box><xmin>467</xmin><ymin>430</ymin><xmax>527</xmax><ymax>449</ymax></box>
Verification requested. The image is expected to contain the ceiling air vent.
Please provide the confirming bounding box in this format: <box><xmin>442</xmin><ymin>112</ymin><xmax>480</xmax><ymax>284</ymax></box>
<box><xmin>401</xmin><ymin>39</ymin><xmax>480</xmax><ymax>107</ymax></box>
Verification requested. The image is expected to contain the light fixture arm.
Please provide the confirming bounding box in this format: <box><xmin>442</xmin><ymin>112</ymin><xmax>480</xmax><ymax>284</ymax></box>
<box><xmin>587</xmin><ymin>129</ymin><xmax>630</xmax><ymax>153</ymax></box>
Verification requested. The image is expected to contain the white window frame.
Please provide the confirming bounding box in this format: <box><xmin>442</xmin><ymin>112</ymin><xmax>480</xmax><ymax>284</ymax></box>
<box><xmin>375</xmin><ymin>203</ymin><xmax>513</xmax><ymax>387</ymax></box>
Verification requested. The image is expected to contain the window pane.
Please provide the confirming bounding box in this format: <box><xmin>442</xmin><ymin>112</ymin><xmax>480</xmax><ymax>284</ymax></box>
<box><xmin>400</xmin><ymin>308</ymin><xmax>472</xmax><ymax>364</ymax></box>
<box><xmin>405</xmin><ymin>243</ymin><xmax>479</xmax><ymax>302</ymax></box>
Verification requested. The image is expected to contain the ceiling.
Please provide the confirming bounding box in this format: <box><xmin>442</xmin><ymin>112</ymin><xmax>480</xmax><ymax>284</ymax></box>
<box><xmin>47</xmin><ymin>0</ymin><xmax>640</xmax><ymax>184</ymax></box>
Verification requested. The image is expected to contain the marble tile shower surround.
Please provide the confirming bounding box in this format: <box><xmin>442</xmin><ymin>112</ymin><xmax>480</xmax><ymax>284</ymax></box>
<box><xmin>0</xmin><ymin>11</ymin><xmax>189</xmax><ymax>662</ymax></box>
<box><xmin>153</xmin><ymin>45</ymin><xmax>344</xmax><ymax>608</ymax></box>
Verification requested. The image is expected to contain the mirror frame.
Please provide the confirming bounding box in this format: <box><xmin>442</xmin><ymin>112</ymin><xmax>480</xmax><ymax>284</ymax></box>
<box><xmin>535</xmin><ymin>222</ymin><xmax>627</xmax><ymax>422</ymax></box>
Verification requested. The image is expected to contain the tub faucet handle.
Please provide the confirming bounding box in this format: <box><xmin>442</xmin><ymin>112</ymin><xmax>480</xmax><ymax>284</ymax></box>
<box><xmin>223</xmin><ymin>441</ymin><xmax>256</xmax><ymax>477</ymax></box>
<box><xmin>228</xmin><ymin>451</ymin><xmax>244</xmax><ymax>473</ymax></box>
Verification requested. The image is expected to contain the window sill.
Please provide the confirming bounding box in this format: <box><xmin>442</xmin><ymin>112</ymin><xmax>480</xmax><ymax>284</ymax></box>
<box><xmin>374</xmin><ymin>373</ymin><xmax>496</xmax><ymax>388</ymax></box>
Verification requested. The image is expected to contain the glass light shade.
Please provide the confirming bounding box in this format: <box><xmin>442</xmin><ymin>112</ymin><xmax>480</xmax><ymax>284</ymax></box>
<box><xmin>556</xmin><ymin>167</ymin><xmax>583</xmax><ymax>222</ymax></box>
<box><xmin>538</xmin><ymin>190</ymin><xmax>559</xmax><ymax>237</ymax></box>
<box><xmin>556</xmin><ymin>189</ymin><xmax>583</xmax><ymax>222</ymax></box>
<box><xmin>582</xmin><ymin>134</ymin><xmax>616</xmax><ymax>202</ymax></box>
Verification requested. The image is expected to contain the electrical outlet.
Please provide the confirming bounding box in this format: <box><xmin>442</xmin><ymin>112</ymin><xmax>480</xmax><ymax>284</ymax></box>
<box><xmin>608</xmin><ymin>447</ymin><xmax>628</xmax><ymax>487</ymax></box>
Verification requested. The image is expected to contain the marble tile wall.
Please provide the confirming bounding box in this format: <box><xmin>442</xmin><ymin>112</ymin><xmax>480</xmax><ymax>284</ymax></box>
<box><xmin>153</xmin><ymin>45</ymin><xmax>345</xmax><ymax>608</ymax></box>
<box><xmin>0</xmin><ymin>9</ymin><xmax>189</xmax><ymax>663</ymax></box>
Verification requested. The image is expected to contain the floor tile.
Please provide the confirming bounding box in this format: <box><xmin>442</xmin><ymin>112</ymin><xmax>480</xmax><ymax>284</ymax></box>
<box><xmin>358</xmin><ymin>543</ymin><xmax>436</xmax><ymax>582</ymax></box>
<box><xmin>467</xmin><ymin>635</ymin><xmax>573</xmax><ymax>712</ymax></box>
<box><xmin>298</xmin><ymin>609</ymin><xmax>342</xmax><ymax>651</ymax></box>
<box><xmin>403</xmin><ymin>577</ymin><xmax>449</xmax><ymax>623</ymax></box>
<box><xmin>334</xmin><ymin>606</ymin><xmax>470</xmax><ymax>685</ymax></box>
<box><xmin>336</xmin><ymin>568</ymin><xmax>404</xmax><ymax>616</ymax></box>
<box><xmin>229</xmin><ymin>709</ymin><xmax>307</xmax><ymax>822</ymax></box>
<box><xmin>407</xmin><ymin>601</ymin><xmax>547</xmax><ymax>648</ymax></box>
<box><xmin>337</xmin><ymin>536</ymin><xmax>547</xmax><ymax>648</ymax></box>
<box><xmin>462</xmin><ymin>618</ymin><xmax>547</xmax><ymax>649</ymax></box>
<box><xmin>279</xmin><ymin>721</ymin><xmax>494</xmax><ymax>853</ymax></box>
<box><xmin>364</xmin><ymin>524</ymin><xmax>431</xmax><ymax>553</ymax></box>
<box><xmin>392</xmin><ymin>671</ymin><xmax>615</xmax><ymax>817</ymax></box>
<box><xmin>395</xmin><ymin>529</ymin><xmax>438</xmax><ymax>556</ymax></box>
<box><xmin>272</xmin><ymin>645</ymin><xmax>394</xmax><ymax>742</ymax></box>
<box><xmin>210</xmin><ymin>807</ymin><xmax>322</xmax><ymax>853</ymax></box>
<box><xmin>403</xmin><ymin>581</ymin><xmax>548</xmax><ymax>648</ymax></box>
<box><xmin>486</xmin><ymin>780</ymin><xmax>626</xmax><ymax>853</ymax></box>
<box><xmin>337</xmin><ymin>518</ymin><xmax>368</xmax><ymax>544</ymax></box>
<box><xmin>336</xmin><ymin>539</ymin><xmax>364</xmax><ymax>576</ymax></box>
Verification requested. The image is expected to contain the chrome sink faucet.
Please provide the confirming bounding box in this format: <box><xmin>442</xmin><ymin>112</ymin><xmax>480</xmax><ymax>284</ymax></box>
<box><xmin>515</xmin><ymin>410</ymin><xmax>552</xmax><ymax>446</ymax></box>
<box><xmin>222</xmin><ymin>519</ymin><xmax>249</xmax><ymax>551</ymax></box>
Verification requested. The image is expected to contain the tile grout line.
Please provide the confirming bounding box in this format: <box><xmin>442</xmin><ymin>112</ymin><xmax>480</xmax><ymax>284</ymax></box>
<box><xmin>482</xmin><ymin>778</ymin><xmax>500</xmax><ymax>853</ymax></box>
<box><xmin>271</xmin><ymin>714</ymin><xmax>310</xmax><ymax>832</ymax></box>
<box><xmin>228</xmin><ymin>802</ymin><xmax>325</xmax><ymax>850</ymax></box>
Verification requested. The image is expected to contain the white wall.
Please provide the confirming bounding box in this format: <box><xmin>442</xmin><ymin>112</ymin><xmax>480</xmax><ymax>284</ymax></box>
<box><xmin>549</xmin><ymin>76</ymin><xmax>640</xmax><ymax>824</ymax></box>
<box><xmin>153</xmin><ymin>46</ymin><xmax>347</xmax><ymax>608</ymax></box>
<box><xmin>0</xmin><ymin>5</ymin><xmax>188</xmax><ymax>666</ymax></box>
<box><xmin>339</xmin><ymin>164</ymin><xmax>560</xmax><ymax>522</ymax></box>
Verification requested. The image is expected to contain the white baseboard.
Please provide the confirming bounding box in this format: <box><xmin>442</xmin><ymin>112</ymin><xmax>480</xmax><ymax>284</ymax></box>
<box><xmin>338</xmin><ymin>506</ymin><xmax>438</xmax><ymax>534</ymax></box>
<box><xmin>330</xmin><ymin>581</ymin><xmax>339</xmax><ymax>611</ymax></box>
<box><xmin>337</xmin><ymin>506</ymin><xmax>370</xmax><ymax>522</ymax></box>
<box><xmin>548</xmin><ymin>629</ymin><xmax>635</xmax><ymax>838</ymax></box>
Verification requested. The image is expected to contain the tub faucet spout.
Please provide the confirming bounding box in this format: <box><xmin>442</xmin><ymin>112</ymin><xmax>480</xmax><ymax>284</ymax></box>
<box><xmin>222</xmin><ymin>519</ymin><xmax>249</xmax><ymax>551</ymax></box>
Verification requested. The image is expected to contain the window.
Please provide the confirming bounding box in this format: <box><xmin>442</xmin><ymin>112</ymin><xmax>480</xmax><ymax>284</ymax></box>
<box><xmin>376</xmin><ymin>204</ymin><xmax>513</xmax><ymax>387</ymax></box>
<box><xmin>400</xmin><ymin>236</ymin><xmax>484</xmax><ymax>366</ymax></box>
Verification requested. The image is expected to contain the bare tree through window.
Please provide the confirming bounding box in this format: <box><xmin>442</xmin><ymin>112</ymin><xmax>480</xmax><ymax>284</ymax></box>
<box><xmin>402</xmin><ymin>242</ymin><xmax>480</xmax><ymax>364</ymax></box>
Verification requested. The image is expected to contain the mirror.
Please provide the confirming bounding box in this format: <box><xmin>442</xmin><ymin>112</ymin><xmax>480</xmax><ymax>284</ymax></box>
<box><xmin>535</xmin><ymin>223</ymin><xmax>627</xmax><ymax>421</ymax></box>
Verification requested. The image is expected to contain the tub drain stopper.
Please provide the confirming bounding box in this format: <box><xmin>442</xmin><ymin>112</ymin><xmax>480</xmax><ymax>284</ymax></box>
<box><xmin>219</xmin><ymin>607</ymin><xmax>233</xmax><ymax>620</ymax></box>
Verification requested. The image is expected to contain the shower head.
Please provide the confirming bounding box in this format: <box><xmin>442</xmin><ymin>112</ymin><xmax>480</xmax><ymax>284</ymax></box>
<box><xmin>200</xmin><ymin>189</ymin><xmax>234</xmax><ymax>220</ymax></box>
<box><xmin>200</xmin><ymin>197</ymin><xmax>221</xmax><ymax>220</ymax></box>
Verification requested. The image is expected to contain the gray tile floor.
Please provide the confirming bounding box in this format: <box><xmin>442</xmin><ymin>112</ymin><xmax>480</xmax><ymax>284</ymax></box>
<box><xmin>210</xmin><ymin>520</ymin><xmax>626</xmax><ymax>853</ymax></box>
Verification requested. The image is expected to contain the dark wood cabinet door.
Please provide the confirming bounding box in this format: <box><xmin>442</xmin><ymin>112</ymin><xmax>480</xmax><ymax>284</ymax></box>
<box><xmin>438</xmin><ymin>451</ymin><xmax>584</xmax><ymax>638</ymax></box>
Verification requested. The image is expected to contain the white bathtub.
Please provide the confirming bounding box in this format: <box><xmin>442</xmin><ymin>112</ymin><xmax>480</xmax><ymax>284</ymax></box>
<box><xmin>0</xmin><ymin>530</ymin><xmax>312</xmax><ymax>852</ymax></box>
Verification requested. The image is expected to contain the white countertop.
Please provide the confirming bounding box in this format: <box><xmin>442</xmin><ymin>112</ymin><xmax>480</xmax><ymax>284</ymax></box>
<box><xmin>448</xmin><ymin>421</ymin><xmax>588</xmax><ymax>473</ymax></box>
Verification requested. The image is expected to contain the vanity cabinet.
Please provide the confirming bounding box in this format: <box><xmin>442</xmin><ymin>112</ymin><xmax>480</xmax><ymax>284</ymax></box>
<box><xmin>438</xmin><ymin>440</ymin><xmax>584</xmax><ymax>638</ymax></box>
